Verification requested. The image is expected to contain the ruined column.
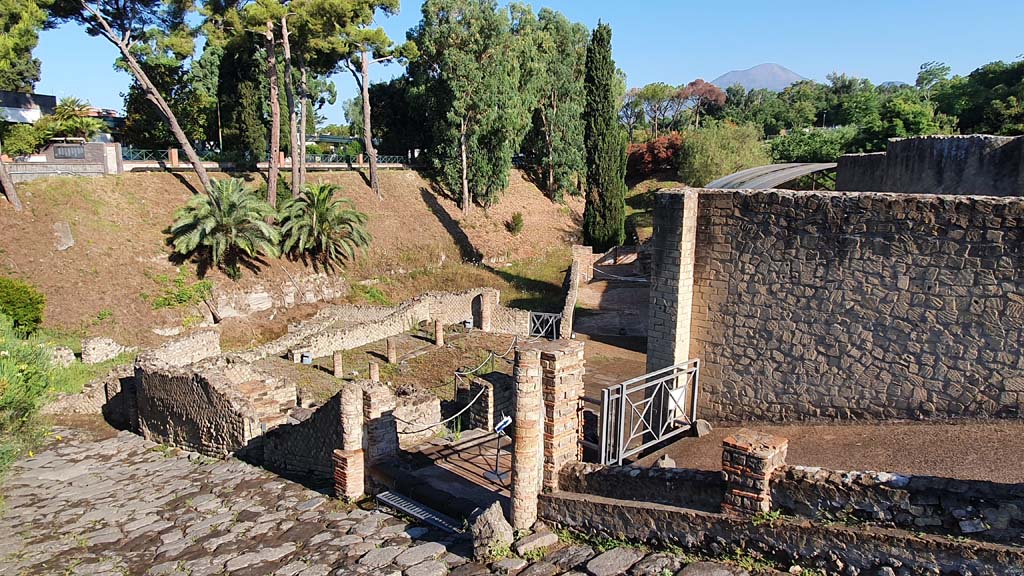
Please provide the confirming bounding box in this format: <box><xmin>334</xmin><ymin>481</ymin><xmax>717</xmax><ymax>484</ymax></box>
<box><xmin>721</xmin><ymin>429</ymin><xmax>788</xmax><ymax>517</ymax></box>
<box><xmin>479</xmin><ymin>291</ymin><xmax>494</xmax><ymax>333</ymax></box>
<box><xmin>540</xmin><ymin>340</ymin><xmax>586</xmax><ymax>491</ymax></box>
<box><xmin>434</xmin><ymin>320</ymin><xmax>445</xmax><ymax>347</ymax></box>
<box><xmin>511</xmin><ymin>347</ymin><xmax>542</xmax><ymax>529</ymax></box>
<box><xmin>646</xmin><ymin>188</ymin><xmax>699</xmax><ymax>374</ymax></box>
<box><xmin>333</xmin><ymin>382</ymin><xmax>365</xmax><ymax>501</ymax></box>
<box><xmin>386</xmin><ymin>337</ymin><xmax>398</xmax><ymax>364</ymax></box>
<box><xmin>332</xmin><ymin>351</ymin><xmax>344</xmax><ymax>378</ymax></box>
<box><xmin>369</xmin><ymin>362</ymin><xmax>380</xmax><ymax>383</ymax></box>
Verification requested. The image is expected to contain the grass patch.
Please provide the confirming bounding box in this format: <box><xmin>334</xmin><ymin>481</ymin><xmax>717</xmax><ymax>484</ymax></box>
<box><xmin>142</xmin><ymin>268</ymin><xmax>213</xmax><ymax>310</ymax></box>
<box><xmin>350</xmin><ymin>284</ymin><xmax>393</xmax><ymax>306</ymax></box>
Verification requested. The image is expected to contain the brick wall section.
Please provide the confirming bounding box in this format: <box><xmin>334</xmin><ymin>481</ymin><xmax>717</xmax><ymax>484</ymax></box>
<box><xmin>333</xmin><ymin>449</ymin><xmax>365</xmax><ymax>501</ymax></box>
<box><xmin>651</xmin><ymin>187</ymin><xmax>1024</xmax><ymax>422</ymax></box>
<box><xmin>262</xmin><ymin>394</ymin><xmax>343</xmax><ymax>486</ymax></box>
<box><xmin>456</xmin><ymin>373</ymin><xmax>515</xmax><ymax>432</ymax></box>
<box><xmin>511</xmin><ymin>347</ymin><xmax>543</xmax><ymax>529</ymax></box>
<box><xmin>540</xmin><ymin>340</ymin><xmax>585</xmax><ymax>490</ymax></box>
<box><xmin>721</xmin><ymin>429</ymin><xmax>788</xmax><ymax>516</ymax></box>
<box><xmin>646</xmin><ymin>189</ymin><xmax>698</xmax><ymax>374</ymax></box>
<box><xmin>363</xmin><ymin>382</ymin><xmax>399</xmax><ymax>465</ymax></box>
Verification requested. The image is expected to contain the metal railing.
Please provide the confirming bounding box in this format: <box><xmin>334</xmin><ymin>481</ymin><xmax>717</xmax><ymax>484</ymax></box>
<box><xmin>592</xmin><ymin>359</ymin><xmax>701</xmax><ymax>466</ymax></box>
<box><xmin>306</xmin><ymin>153</ymin><xmax>356</xmax><ymax>164</ymax></box>
<box><xmin>121</xmin><ymin>148</ymin><xmax>169</xmax><ymax>161</ymax></box>
<box><xmin>529</xmin><ymin>312</ymin><xmax>562</xmax><ymax>340</ymax></box>
<box><xmin>377</xmin><ymin>155</ymin><xmax>409</xmax><ymax>164</ymax></box>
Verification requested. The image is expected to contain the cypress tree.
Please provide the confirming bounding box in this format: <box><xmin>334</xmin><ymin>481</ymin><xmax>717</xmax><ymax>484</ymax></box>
<box><xmin>582</xmin><ymin>22</ymin><xmax>626</xmax><ymax>251</ymax></box>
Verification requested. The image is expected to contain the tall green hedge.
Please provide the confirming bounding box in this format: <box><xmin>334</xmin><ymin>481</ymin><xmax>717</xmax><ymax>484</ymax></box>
<box><xmin>0</xmin><ymin>277</ymin><xmax>45</xmax><ymax>335</ymax></box>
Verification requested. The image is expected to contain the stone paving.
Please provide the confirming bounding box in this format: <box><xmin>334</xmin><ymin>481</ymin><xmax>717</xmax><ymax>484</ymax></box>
<box><xmin>0</xmin><ymin>427</ymin><xmax>750</xmax><ymax>576</ymax></box>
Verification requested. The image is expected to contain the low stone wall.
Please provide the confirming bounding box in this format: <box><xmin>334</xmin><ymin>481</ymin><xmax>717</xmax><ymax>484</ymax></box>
<box><xmin>540</xmin><ymin>491</ymin><xmax>1024</xmax><ymax>575</ymax></box>
<box><xmin>262</xmin><ymin>394</ymin><xmax>344</xmax><ymax>486</ymax></box>
<box><xmin>212</xmin><ymin>272</ymin><xmax>351</xmax><ymax>320</ymax></box>
<box><xmin>42</xmin><ymin>364</ymin><xmax>134</xmax><ymax>416</ymax></box>
<box><xmin>394</xmin><ymin>389</ymin><xmax>444</xmax><ymax>448</ymax></box>
<box><xmin>772</xmin><ymin>466</ymin><xmax>1024</xmax><ymax>545</ymax></box>
<box><xmin>456</xmin><ymin>372</ymin><xmax>515</xmax><ymax>432</ymax></box>
<box><xmin>836</xmin><ymin>135</ymin><xmax>1024</xmax><ymax>196</ymax></box>
<box><xmin>245</xmin><ymin>288</ymin><xmax>531</xmax><ymax>361</ymax></box>
<box><xmin>558</xmin><ymin>462</ymin><xmax>723</xmax><ymax>513</ymax></box>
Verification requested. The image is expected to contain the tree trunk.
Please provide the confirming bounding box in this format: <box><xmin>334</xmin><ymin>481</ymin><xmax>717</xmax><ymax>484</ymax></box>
<box><xmin>0</xmin><ymin>156</ymin><xmax>23</xmax><ymax>212</ymax></box>
<box><xmin>280</xmin><ymin>14</ymin><xmax>299</xmax><ymax>195</ymax></box>
<box><xmin>265</xmin><ymin>20</ymin><xmax>281</xmax><ymax>209</ymax></box>
<box><xmin>81</xmin><ymin>3</ymin><xmax>211</xmax><ymax>192</ymax></box>
<box><xmin>540</xmin><ymin>107</ymin><xmax>554</xmax><ymax>194</ymax></box>
<box><xmin>298</xmin><ymin>61</ymin><xmax>309</xmax><ymax>187</ymax></box>
<box><xmin>460</xmin><ymin>118</ymin><xmax>470</xmax><ymax>217</ymax></box>
<box><xmin>360</xmin><ymin>51</ymin><xmax>381</xmax><ymax>199</ymax></box>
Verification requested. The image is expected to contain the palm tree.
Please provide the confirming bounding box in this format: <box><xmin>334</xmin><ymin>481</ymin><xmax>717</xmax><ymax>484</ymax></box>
<box><xmin>279</xmin><ymin>182</ymin><xmax>371</xmax><ymax>269</ymax></box>
<box><xmin>169</xmin><ymin>178</ymin><xmax>280</xmax><ymax>279</ymax></box>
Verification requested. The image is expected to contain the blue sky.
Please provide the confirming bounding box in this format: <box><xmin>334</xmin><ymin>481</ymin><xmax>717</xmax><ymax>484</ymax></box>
<box><xmin>35</xmin><ymin>0</ymin><xmax>1024</xmax><ymax>124</ymax></box>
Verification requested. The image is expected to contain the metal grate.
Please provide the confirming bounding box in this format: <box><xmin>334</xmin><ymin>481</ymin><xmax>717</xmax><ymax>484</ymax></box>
<box><xmin>529</xmin><ymin>312</ymin><xmax>562</xmax><ymax>340</ymax></box>
<box><xmin>375</xmin><ymin>491</ymin><xmax>463</xmax><ymax>534</ymax></box>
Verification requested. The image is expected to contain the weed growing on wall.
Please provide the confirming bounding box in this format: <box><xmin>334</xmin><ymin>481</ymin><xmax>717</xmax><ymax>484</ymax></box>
<box><xmin>142</xmin><ymin>268</ymin><xmax>213</xmax><ymax>310</ymax></box>
<box><xmin>350</xmin><ymin>284</ymin><xmax>392</xmax><ymax>306</ymax></box>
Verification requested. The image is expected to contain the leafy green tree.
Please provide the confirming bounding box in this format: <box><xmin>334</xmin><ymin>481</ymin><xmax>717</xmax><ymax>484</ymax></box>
<box><xmin>767</xmin><ymin>126</ymin><xmax>858</xmax><ymax>163</ymax></box>
<box><xmin>218</xmin><ymin>38</ymin><xmax>268</xmax><ymax>166</ymax></box>
<box><xmin>619</xmin><ymin>87</ymin><xmax>645</xmax><ymax>144</ymax></box>
<box><xmin>916</xmin><ymin>61</ymin><xmax>951</xmax><ymax>98</ymax></box>
<box><xmin>122</xmin><ymin>63</ymin><xmax>205</xmax><ymax>148</ymax></box>
<box><xmin>368</xmin><ymin>76</ymin><xmax>429</xmax><ymax>154</ymax></box>
<box><xmin>520</xmin><ymin>8</ymin><xmax>587</xmax><ymax>200</ymax></box>
<box><xmin>411</xmin><ymin>0</ymin><xmax>521</xmax><ymax>214</ymax></box>
<box><xmin>279</xmin><ymin>182</ymin><xmax>371</xmax><ymax>269</ymax></box>
<box><xmin>677</xmin><ymin>121</ymin><xmax>770</xmax><ymax>187</ymax></box>
<box><xmin>188</xmin><ymin>43</ymin><xmax>224</xmax><ymax>148</ymax></box>
<box><xmin>933</xmin><ymin>59</ymin><xmax>1024</xmax><ymax>135</ymax></box>
<box><xmin>581</xmin><ymin>22</ymin><xmax>626</xmax><ymax>251</ymax></box>
<box><xmin>0</xmin><ymin>0</ymin><xmax>46</xmax><ymax>91</ymax></box>
<box><xmin>169</xmin><ymin>178</ymin><xmax>280</xmax><ymax>279</ymax></box>
<box><xmin>0</xmin><ymin>123</ymin><xmax>43</xmax><ymax>156</ymax></box>
<box><xmin>637</xmin><ymin>82</ymin><xmax>678</xmax><ymax>139</ymax></box>
<box><xmin>50</xmin><ymin>0</ymin><xmax>213</xmax><ymax>191</ymax></box>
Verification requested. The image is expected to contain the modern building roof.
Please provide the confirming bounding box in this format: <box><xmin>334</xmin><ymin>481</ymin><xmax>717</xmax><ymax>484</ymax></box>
<box><xmin>0</xmin><ymin>90</ymin><xmax>57</xmax><ymax>123</ymax></box>
<box><xmin>705</xmin><ymin>162</ymin><xmax>837</xmax><ymax>189</ymax></box>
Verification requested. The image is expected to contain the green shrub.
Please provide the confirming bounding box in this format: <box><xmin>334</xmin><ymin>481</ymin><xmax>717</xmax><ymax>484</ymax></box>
<box><xmin>144</xmin><ymin>268</ymin><xmax>213</xmax><ymax>310</ymax></box>
<box><xmin>279</xmin><ymin>183</ymin><xmax>371</xmax><ymax>269</ymax></box>
<box><xmin>677</xmin><ymin>121</ymin><xmax>771</xmax><ymax>187</ymax></box>
<box><xmin>0</xmin><ymin>123</ymin><xmax>45</xmax><ymax>156</ymax></box>
<box><xmin>767</xmin><ymin>126</ymin><xmax>858</xmax><ymax>163</ymax></box>
<box><xmin>0</xmin><ymin>277</ymin><xmax>45</xmax><ymax>336</ymax></box>
<box><xmin>506</xmin><ymin>212</ymin><xmax>525</xmax><ymax>236</ymax></box>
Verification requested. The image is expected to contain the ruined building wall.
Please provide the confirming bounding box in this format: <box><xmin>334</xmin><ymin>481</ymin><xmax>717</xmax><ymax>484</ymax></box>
<box><xmin>650</xmin><ymin>188</ymin><xmax>1024</xmax><ymax>422</ymax></box>
<box><xmin>262</xmin><ymin>394</ymin><xmax>344</xmax><ymax>486</ymax></box>
<box><xmin>836</xmin><ymin>135</ymin><xmax>1024</xmax><ymax>196</ymax></box>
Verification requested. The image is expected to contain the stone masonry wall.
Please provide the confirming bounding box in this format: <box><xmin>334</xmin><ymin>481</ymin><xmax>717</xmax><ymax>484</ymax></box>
<box><xmin>663</xmin><ymin>187</ymin><xmax>1024</xmax><ymax>422</ymax></box>
<box><xmin>558</xmin><ymin>462</ymin><xmax>723</xmax><ymax>513</ymax></box>
<box><xmin>246</xmin><ymin>288</ymin><xmax>531</xmax><ymax>361</ymax></box>
<box><xmin>647</xmin><ymin>190</ymin><xmax>698</xmax><ymax>374</ymax></box>
<box><xmin>262</xmin><ymin>394</ymin><xmax>344</xmax><ymax>487</ymax></box>
<box><xmin>771</xmin><ymin>466</ymin><xmax>1024</xmax><ymax>545</ymax></box>
<box><xmin>836</xmin><ymin>135</ymin><xmax>1024</xmax><ymax>196</ymax></box>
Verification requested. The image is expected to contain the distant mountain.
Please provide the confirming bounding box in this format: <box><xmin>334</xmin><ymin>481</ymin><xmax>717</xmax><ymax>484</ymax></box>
<box><xmin>711</xmin><ymin>63</ymin><xmax>806</xmax><ymax>92</ymax></box>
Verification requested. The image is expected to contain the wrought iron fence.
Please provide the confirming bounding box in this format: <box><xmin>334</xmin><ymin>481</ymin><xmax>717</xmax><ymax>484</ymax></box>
<box><xmin>121</xmin><ymin>148</ymin><xmax>169</xmax><ymax>161</ymax></box>
<box><xmin>529</xmin><ymin>312</ymin><xmax>562</xmax><ymax>340</ymax></box>
<box><xmin>377</xmin><ymin>155</ymin><xmax>409</xmax><ymax>164</ymax></box>
<box><xmin>595</xmin><ymin>359</ymin><xmax>701</xmax><ymax>466</ymax></box>
<box><xmin>305</xmin><ymin>153</ymin><xmax>357</xmax><ymax>164</ymax></box>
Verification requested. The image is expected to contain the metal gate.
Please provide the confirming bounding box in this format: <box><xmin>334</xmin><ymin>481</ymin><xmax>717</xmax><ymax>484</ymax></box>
<box><xmin>585</xmin><ymin>360</ymin><xmax>700</xmax><ymax>466</ymax></box>
<box><xmin>529</xmin><ymin>312</ymin><xmax>561</xmax><ymax>340</ymax></box>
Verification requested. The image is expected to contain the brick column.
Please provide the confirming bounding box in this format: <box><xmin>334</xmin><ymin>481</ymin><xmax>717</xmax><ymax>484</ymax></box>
<box><xmin>541</xmin><ymin>341</ymin><xmax>585</xmax><ymax>491</ymax></box>
<box><xmin>168</xmin><ymin>148</ymin><xmax>179</xmax><ymax>167</ymax></box>
<box><xmin>511</xmin><ymin>347</ymin><xmax>542</xmax><ymax>529</ymax></box>
<box><xmin>721</xmin><ymin>429</ymin><xmax>788</xmax><ymax>516</ymax></box>
<box><xmin>369</xmin><ymin>362</ymin><xmax>380</xmax><ymax>382</ymax></box>
<box><xmin>479</xmin><ymin>292</ymin><xmax>494</xmax><ymax>333</ymax></box>
<box><xmin>434</xmin><ymin>320</ymin><xmax>445</xmax><ymax>347</ymax></box>
<box><xmin>646</xmin><ymin>189</ymin><xmax>698</xmax><ymax>374</ymax></box>
<box><xmin>332</xmin><ymin>351</ymin><xmax>344</xmax><ymax>378</ymax></box>
<box><xmin>386</xmin><ymin>337</ymin><xmax>398</xmax><ymax>364</ymax></box>
<box><xmin>334</xmin><ymin>383</ymin><xmax>365</xmax><ymax>501</ymax></box>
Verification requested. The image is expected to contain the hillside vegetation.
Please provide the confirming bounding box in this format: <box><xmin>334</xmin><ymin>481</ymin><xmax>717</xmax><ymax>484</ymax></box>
<box><xmin>0</xmin><ymin>169</ymin><xmax>583</xmax><ymax>347</ymax></box>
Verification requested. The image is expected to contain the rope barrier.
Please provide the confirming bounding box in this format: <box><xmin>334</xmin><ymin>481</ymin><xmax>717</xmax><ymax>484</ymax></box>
<box><xmin>593</xmin><ymin>267</ymin><xmax>649</xmax><ymax>283</ymax></box>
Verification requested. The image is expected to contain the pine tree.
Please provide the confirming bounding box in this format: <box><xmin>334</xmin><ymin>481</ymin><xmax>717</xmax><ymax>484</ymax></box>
<box><xmin>582</xmin><ymin>22</ymin><xmax>626</xmax><ymax>251</ymax></box>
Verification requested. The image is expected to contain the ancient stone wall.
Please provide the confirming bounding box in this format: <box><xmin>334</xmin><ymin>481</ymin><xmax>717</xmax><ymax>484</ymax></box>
<box><xmin>393</xmin><ymin>389</ymin><xmax>443</xmax><ymax>448</ymax></box>
<box><xmin>772</xmin><ymin>466</ymin><xmax>1024</xmax><ymax>545</ymax></box>
<box><xmin>540</xmin><ymin>491</ymin><xmax>1024</xmax><ymax>575</ymax></box>
<box><xmin>559</xmin><ymin>245</ymin><xmax>597</xmax><ymax>338</ymax></box>
<box><xmin>457</xmin><ymin>373</ymin><xmax>515</xmax><ymax>432</ymax></box>
<box><xmin>246</xmin><ymin>288</ymin><xmax>530</xmax><ymax>361</ymax></box>
<box><xmin>836</xmin><ymin>135</ymin><xmax>1024</xmax><ymax>196</ymax></box>
<box><xmin>262</xmin><ymin>394</ymin><xmax>344</xmax><ymax>487</ymax></box>
<box><xmin>558</xmin><ymin>462</ymin><xmax>723</xmax><ymax>513</ymax></box>
<box><xmin>651</xmin><ymin>188</ymin><xmax>1024</xmax><ymax>422</ymax></box>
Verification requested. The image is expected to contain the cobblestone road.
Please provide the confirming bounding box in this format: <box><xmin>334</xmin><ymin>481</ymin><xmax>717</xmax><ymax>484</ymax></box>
<box><xmin>0</xmin><ymin>427</ymin><xmax>749</xmax><ymax>576</ymax></box>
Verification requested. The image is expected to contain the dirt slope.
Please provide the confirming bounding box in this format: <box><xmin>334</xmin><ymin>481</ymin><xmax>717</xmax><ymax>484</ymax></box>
<box><xmin>0</xmin><ymin>169</ymin><xmax>582</xmax><ymax>346</ymax></box>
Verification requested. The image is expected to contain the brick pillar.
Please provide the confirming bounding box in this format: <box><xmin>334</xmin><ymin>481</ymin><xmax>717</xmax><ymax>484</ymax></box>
<box><xmin>334</xmin><ymin>383</ymin><xmax>365</xmax><ymax>501</ymax></box>
<box><xmin>168</xmin><ymin>148</ymin><xmax>179</xmax><ymax>167</ymax></box>
<box><xmin>333</xmin><ymin>351</ymin><xmax>344</xmax><ymax>378</ymax></box>
<box><xmin>511</xmin><ymin>348</ymin><xmax>543</xmax><ymax>529</ymax></box>
<box><xmin>369</xmin><ymin>362</ymin><xmax>380</xmax><ymax>383</ymax></box>
<box><xmin>434</xmin><ymin>320</ymin><xmax>445</xmax><ymax>347</ymax></box>
<box><xmin>721</xmin><ymin>429</ymin><xmax>788</xmax><ymax>516</ymax></box>
<box><xmin>386</xmin><ymin>337</ymin><xmax>398</xmax><ymax>364</ymax></box>
<box><xmin>541</xmin><ymin>341</ymin><xmax>585</xmax><ymax>491</ymax></box>
<box><xmin>646</xmin><ymin>189</ymin><xmax>698</xmax><ymax>374</ymax></box>
<box><xmin>364</xmin><ymin>382</ymin><xmax>398</xmax><ymax>465</ymax></box>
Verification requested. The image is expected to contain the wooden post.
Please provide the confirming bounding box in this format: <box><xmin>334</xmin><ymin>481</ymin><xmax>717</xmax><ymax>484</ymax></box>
<box><xmin>369</xmin><ymin>361</ymin><xmax>380</xmax><ymax>383</ymax></box>
<box><xmin>168</xmin><ymin>148</ymin><xmax>179</xmax><ymax>168</ymax></box>
<box><xmin>333</xmin><ymin>351</ymin><xmax>344</xmax><ymax>378</ymax></box>
<box><xmin>386</xmin><ymin>337</ymin><xmax>398</xmax><ymax>364</ymax></box>
<box><xmin>434</xmin><ymin>320</ymin><xmax>445</xmax><ymax>347</ymax></box>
